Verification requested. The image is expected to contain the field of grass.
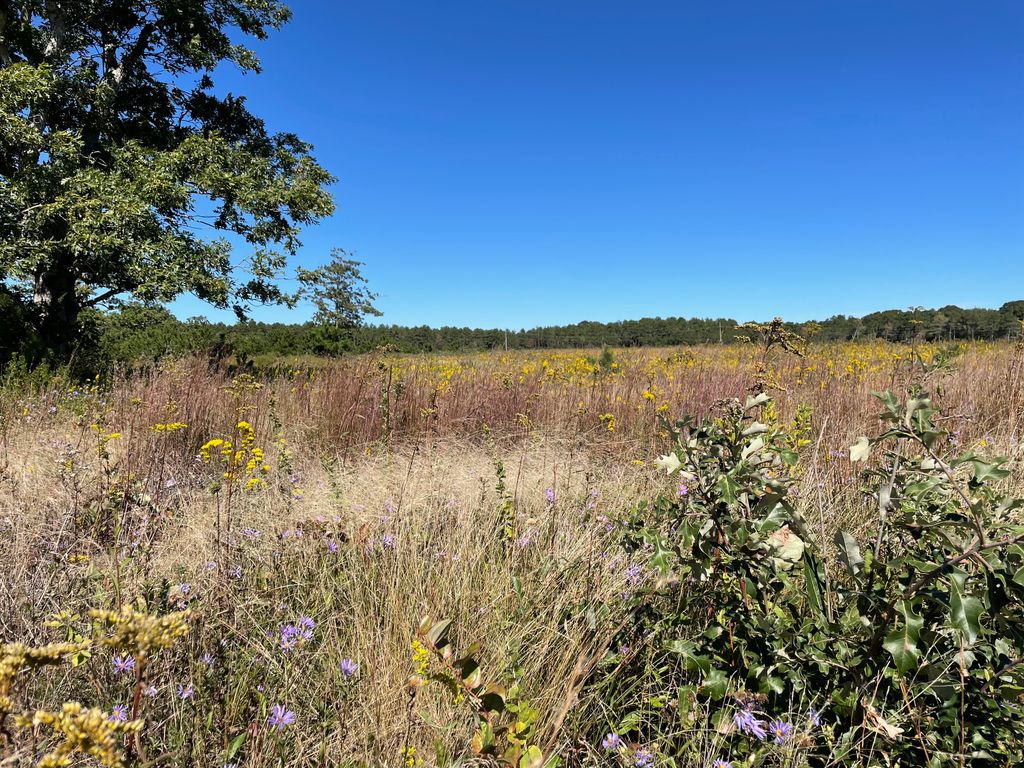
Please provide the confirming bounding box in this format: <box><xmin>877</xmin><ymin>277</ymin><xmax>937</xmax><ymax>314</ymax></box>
<box><xmin>2</xmin><ymin>339</ymin><xmax>1023</xmax><ymax>767</ymax></box>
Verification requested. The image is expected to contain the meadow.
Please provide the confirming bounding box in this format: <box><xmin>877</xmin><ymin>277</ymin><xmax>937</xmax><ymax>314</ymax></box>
<box><xmin>2</xmin><ymin>336</ymin><xmax>1024</xmax><ymax>767</ymax></box>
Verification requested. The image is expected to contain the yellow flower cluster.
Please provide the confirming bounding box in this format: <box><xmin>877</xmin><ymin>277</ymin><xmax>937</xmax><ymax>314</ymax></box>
<box><xmin>151</xmin><ymin>421</ymin><xmax>188</xmax><ymax>433</ymax></box>
<box><xmin>411</xmin><ymin>639</ymin><xmax>430</xmax><ymax>675</ymax></box>
<box><xmin>199</xmin><ymin>420</ymin><xmax>270</xmax><ymax>490</ymax></box>
<box><xmin>1</xmin><ymin>642</ymin><xmax>91</xmax><ymax>717</ymax></box>
<box><xmin>89</xmin><ymin>606</ymin><xmax>190</xmax><ymax>657</ymax></box>
<box><xmin>15</xmin><ymin>702</ymin><xmax>142</xmax><ymax>768</ymax></box>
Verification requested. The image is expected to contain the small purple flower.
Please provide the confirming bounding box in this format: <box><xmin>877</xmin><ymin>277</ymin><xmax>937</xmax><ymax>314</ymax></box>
<box><xmin>230</xmin><ymin>565</ymin><xmax>242</xmax><ymax>579</ymax></box>
<box><xmin>268</xmin><ymin>704</ymin><xmax>296</xmax><ymax>730</ymax></box>
<box><xmin>326</xmin><ymin>539</ymin><xmax>339</xmax><ymax>554</ymax></box>
<box><xmin>769</xmin><ymin>719</ymin><xmax>793</xmax><ymax>744</ymax></box>
<box><xmin>712</xmin><ymin>761</ymin><xmax>733</xmax><ymax>768</ymax></box>
<box><xmin>381</xmin><ymin>533</ymin><xmax>396</xmax><ymax>550</ymax></box>
<box><xmin>340</xmin><ymin>658</ymin><xmax>359</xmax><ymax>679</ymax></box>
<box><xmin>733</xmin><ymin>703</ymin><xmax>767</xmax><ymax>741</ymax></box>
<box><xmin>201</xmin><ymin>652</ymin><xmax>214</xmax><ymax>666</ymax></box>
<box><xmin>242</xmin><ymin>527</ymin><xmax>261</xmax><ymax>540</ymax></box>
<box><xmin>143</xmin><ymin>685</ymin><xmax>159</xmax><ymax>697</ymax></box>
<box><xmin>618</xmin><ymin>645</ymin><xmax>631</xmax><ymax>656</ymax></box>
<box><xmin>678</xmin><ymin>482</ymin><xmax>689</xmax><ymax>497</ymax></box>
<box><xmin>808</xmin><ymin>707</ymin><xmax>822</xmax><ymax>727</ymax></box>
<box><xmin>602</xmin><ymin>732</ymin><xmax>622</xmax><ymax>750</ymax></box>
<box><xmin>625</xmin><ymin>563</ymin><xmax>644</xmax><ymax>586</ymax></box>
<box><xmin>279</xmin><ymin>626</ymin><xmax>299</xmax><ymax>652</ymax></box>
<box><xmin>176</xmin><ymin>683</ymin><xmax>194</xmax><ymax>700</ymax></box>
<box><xmin>108</xmin><ymin>704</ymin><xmax>128</xmax><ymax>723</ymax></box>
<box><xmin>177</xmin><ymin>582</ymin><xmax>191</xmax><ymax>596</ymax></box>
<box><xmin>112</xmin><ymin>655</ymin><xmax>136</xmax><ymax>675</ymax></box>
<box><xmin>634</xmin><ymin>747</ymin><xmax>654</xmax><ymax>767</ymax></box>
<box><xmin>297</xmin><ymin>616</ymin><xmax>315</xmax><ymax>640</ymax></box>
<box><xmin>205</xmin><ymin>561</ymin><xmax>217</xmax><ymax>572</ymax></box>
<box><xmin>544</xmin><ymin>487</ymin><xmax>555</xmax><ymax>504</ymax></box>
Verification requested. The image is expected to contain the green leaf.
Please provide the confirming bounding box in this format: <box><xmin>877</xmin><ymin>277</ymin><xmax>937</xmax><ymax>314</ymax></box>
<box><xmin>971</xmin><ymin>458</ymin><xmax>1010</xmax><ymax>483</ymax></box>
<box><xmin>225</xmin><ymin>732</ymin><xmax>246</xmax><ymax>761</ymax></box>
<box><xmin>947</xmin><ymin>570</ymin><xmax>984</xmax><ymax>645</ymax></box>
<box><xmin>519</xmin><ymin>745</ymin><xmax>544</xmax><ymax>768</ymax></box>
<box><xmin>835</xmin><ymin>530</ymin><xmax>864</xmax><ymax>578</ymax></box>
<box><xmin>717</xmin><ymin>474</ymin><xmax>739</xmax><ymax>504</ymax></box>
<box><xmin>425</xmin><ymin>619</ymin><xmax>452</xmax><ymax>647</ymax></box>
<box><xmin>883</xmin><ymin>600</ymin><xmax>924</xmax><ymax>676</ymax></box>
<box><xmin>700</xmin><ymin>667</ymin><xmax>729</xmax><ymax>700</ymax></box>
<box><xmin>643</xmin><ymin>531</ymin><xmax>675</xmax><ymax>576</ymax></box>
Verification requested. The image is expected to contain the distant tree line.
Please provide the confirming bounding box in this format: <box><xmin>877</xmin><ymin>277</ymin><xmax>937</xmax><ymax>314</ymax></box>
<box><xmin>53</xmin><ymin>300</ymin><xmax>1023</xmax><ymax>366</ymax></box>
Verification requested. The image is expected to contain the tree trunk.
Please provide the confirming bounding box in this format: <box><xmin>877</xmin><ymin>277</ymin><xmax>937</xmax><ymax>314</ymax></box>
<box><xmin>33</xmin><ymin>266</ymin><xmax>80</xmax><ymax>357</ymax></box>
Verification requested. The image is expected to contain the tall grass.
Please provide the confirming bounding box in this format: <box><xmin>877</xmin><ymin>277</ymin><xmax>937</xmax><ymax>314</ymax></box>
<box><xmin>0</xmin><ymin>340</ymin><xmax>1021</xmax><ymax>766</ymax></box>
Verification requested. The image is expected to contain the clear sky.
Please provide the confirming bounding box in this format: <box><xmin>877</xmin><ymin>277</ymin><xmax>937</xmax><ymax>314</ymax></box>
<box><xmin>169</xmin><ymin>0</ymin><xmax>1024</xmax><ymax>328</ymax></box>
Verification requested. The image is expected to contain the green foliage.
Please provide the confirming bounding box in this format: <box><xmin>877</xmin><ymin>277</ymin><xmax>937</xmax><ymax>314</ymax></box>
<box><xmin>35</xmin><ymin>299</ymin><xmax>1022</xmax><ymax>371</ymax></box>
<box><xmin>414</xmin><ymin>617</ymin><xmax>555</xmax><ymax>768</ymax></box>
<box><xmin>599</xmin><ymin>388</ymin><xmax>1024</xmax><ymax>765</ymax></box>
<box><xmin>0</xmin><ymin>1</ymin><xmax>333</xmax><ymax>356</ymax></box>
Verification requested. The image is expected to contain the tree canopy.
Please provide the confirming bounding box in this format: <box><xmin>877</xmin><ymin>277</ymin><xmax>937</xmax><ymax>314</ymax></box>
<box><xmin>0</xmin><ymin>0</ymin><xmax>334</xmax><ymax>356</ymax></box>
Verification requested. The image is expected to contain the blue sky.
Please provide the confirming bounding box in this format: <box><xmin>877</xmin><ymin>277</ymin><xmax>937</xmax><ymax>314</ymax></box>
<box><xmin>170</xmin><ymin>0</ymin><xmax>1024</xmax><ymax>328</ymax></box>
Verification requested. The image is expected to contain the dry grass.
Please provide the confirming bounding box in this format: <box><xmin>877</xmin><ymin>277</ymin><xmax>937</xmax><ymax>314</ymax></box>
<box><xmin>1</xmin><ymin>340</ymin><xmax>1022</xmax><ymax>766</ymax></box>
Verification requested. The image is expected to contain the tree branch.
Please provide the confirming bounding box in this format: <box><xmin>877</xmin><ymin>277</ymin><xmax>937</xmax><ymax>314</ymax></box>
<box><xmin>109</xmin><ymin>23</ymin><xmax>156</xmax><ymax>85</ymax></box>
<box><xmin>84</xmin><ymin>288</ymin><xmax>121</xmax><ymax>307</ymax></box>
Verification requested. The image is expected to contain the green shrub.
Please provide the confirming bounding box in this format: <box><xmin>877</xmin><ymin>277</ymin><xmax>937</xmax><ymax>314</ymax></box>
<box><xmin>595</xmin><ymin>388</ymin><xmax>1024</xmax><ymax>766</ymax></box>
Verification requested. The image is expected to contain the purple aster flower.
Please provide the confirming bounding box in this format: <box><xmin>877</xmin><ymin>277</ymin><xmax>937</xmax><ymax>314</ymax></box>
<box><xmin>176</xmin><ymin>683</ymin><xmax>194</xmax><ymax>700</ymax></box>
<box><xmin>326</xmin><ymin>539</ymin><xmax>339</xmax><ymax>554</ymax></box>
<box><xmin>769</xmin><ymin>719</ymin><xmax>793</xmax><ymax>744</ymax></box>
<box><xmin>201</xmin><ymin>652</ymin><xmax>214</xmax><ymax>666</ymax></box>
<box><xmin>297</xmin><ymin>616</ymin><xmax>315</xmax><ymax>640</ymax></box>
<box><xmin>381</xmin><ymin>533</ymin><xmax>396</xmax><ymax>549</ymax></box>
<box><xmin>602</xmin><ymin>732</ymin><xmax>622</xmax><ymax>750</ymax></box>
<box><xmin>177</xmin><ymin>582</ymin><xmax>191</xmax><ymax>596</ymax></box>
<box><xmin>678</xmin><ymin>482</ymin><xmax>689</xmax><ymax>497</ymax></box>
<box><xmin>544</xmin><ymin>487</ymin><xmax>555</xmax><ymax>504</ymax></box>
<box><xmin>808</xmin><ymin>707</ymin><xmax>822</xmax><ymax>727</ymax></box>
<box><xmin>108</xmin><ymin>704</ymin><xmax>128</xmax><ymax>723</ymax></box>
<box><xmin>268</xmin><ymin>704</ymin><xmax>296</xmax><ymax>730</ymax></box>
<box><xmin>112</xmin><ymin>655</ymin><xmax>136</xmax><ymax>675</ymax></box>
<box><xmin>712</xmin><ymin>761</ymin><xmax>733</xmax><ymax>768</ymax></box>
<box><xmin>625</xmin><ymin>563</ymin><xmax>644</xmax><ymax>586</ymax></box>
<box><xmin>634</xmin><ymin>747</ymin><xmax>655</xmax><ymax>767</ymax></box>
<box><xmin>733</xmin><ymin>704</ymin><xmax>767</xmax><ymax>741</ymax></box>
<box><xmin>230</xmin><ymin>565</ymin><xmax>242</xmax><ymax>579</ymax></box>
<box><xmin>279</xmin><ymin>625</ymin><xmax>299</xmax><ymax>652</ymax></box>
<box><xmin>340</xmin><ymin>658</ymin><xmax>359</xmax><ymax>679</ymax></box>
<box><xmin>143</xmin><ymin>685</ymin><xmax>159</xmax><ymax>697</ymax></box>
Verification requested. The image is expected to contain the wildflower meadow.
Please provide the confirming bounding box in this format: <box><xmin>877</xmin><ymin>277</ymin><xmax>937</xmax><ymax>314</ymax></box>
<box><xmin>2</xmin><ymin>327</ymin><xmax>1024</xmax><ymax>767</ymax></box>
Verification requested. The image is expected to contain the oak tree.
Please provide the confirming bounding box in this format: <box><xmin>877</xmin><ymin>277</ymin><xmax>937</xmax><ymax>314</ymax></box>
<box><xmin>0</xmin><ymin>0</ymin><xmax>334</xmax><ymax>356</ymax></box>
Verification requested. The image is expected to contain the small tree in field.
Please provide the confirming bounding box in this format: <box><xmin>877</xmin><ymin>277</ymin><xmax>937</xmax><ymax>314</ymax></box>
<box><xmin>0</xmin><ymin>1</ymin><xmax>334</xmax><ymax>358</ymax></box>
<box><xmin>298</xmin><ymin>249</ymin><xmax>381</xmax><ymax>355</ymax></box>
